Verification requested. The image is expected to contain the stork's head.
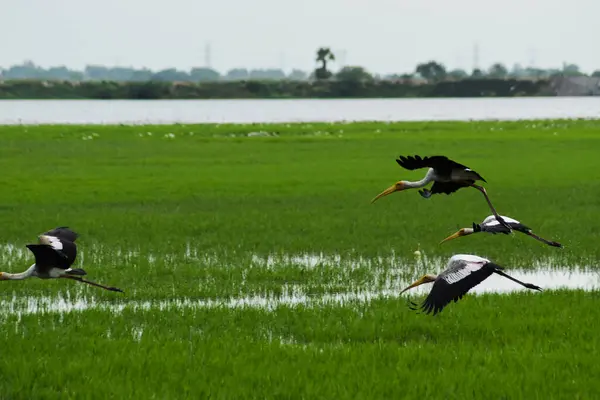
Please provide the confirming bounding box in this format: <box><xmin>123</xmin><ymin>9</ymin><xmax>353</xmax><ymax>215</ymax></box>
<box><xmin>0</xmin><ymin>272</ymin><xmax>6</xmax><ymax>280</ymax></box>
<box><xmin>371</xmin><ymin>181</ymin><xmax>406</xmax><ymax>203</ymax></box>
<box><xmin>439</xmin><ymin>227</ymin><xmax>475</xmax><ymax>244</ymax></box>
<box><xmin>399</xmin><ymin>274</ymin><xmax>437</xmax><ymax>294</ymax></box>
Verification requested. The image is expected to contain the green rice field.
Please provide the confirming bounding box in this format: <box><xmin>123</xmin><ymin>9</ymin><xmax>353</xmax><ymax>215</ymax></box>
<box><xmin>1</xmin><ymin>119</ymin><xmax>600</xmax><ymax>399</ymax></box>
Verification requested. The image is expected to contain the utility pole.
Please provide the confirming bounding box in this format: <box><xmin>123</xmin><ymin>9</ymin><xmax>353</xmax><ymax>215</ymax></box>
<box><xmin>528</xmin><ymin>47</ymin><xmax>536</xmax><ymax>67</ymax></box>
<box><xmin>338</xmin><ymin>49</ymin><xmax>347</xmax><ymax>68</ymax></box>
<box><xmin>279</xmin><ymin>51</ymin><xmax>286</xmax><ymax>71</ymax></box>
<box><xmin>472</xmin><ymin>42</ymin><xmax>480</xmax><ymax>71</ymax></box>
<box><xmin>204</xmin><ymin>42</ymin><xmax>212</xmax><ymax>68</ymax></box>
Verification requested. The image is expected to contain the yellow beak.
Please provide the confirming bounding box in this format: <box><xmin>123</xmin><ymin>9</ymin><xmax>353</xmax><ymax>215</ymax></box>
<box><xmin>439</xmin><ymin>229</ymin><xmax>465</xmax><ymax>244</ymax></box>
<box><xmin>371</xmin><ymin>183</ymin><xmax>404</xmax><ymax>204</ymax></box>
<box><xmin>399</xmin><ymin>276</ymin><xmax>430</xmax><ymax>294</ymax></box>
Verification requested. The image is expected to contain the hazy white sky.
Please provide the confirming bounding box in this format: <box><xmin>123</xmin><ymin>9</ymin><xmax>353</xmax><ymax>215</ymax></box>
<box><xmin>2</xmin><ymin>0</ymin><xmax>598</xmax><ymax>74</ymax></box>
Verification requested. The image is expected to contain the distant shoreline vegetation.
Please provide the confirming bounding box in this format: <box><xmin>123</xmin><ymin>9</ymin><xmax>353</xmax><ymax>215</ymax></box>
<box><xmin>1</xmin><ymin>51</ymin><xmax>598</xmax><ymax>99</ymax></box>
<box><xmin>0</xmin><ymin>78</ymin><xmax>555</xmax><ymax>99</ymax></box>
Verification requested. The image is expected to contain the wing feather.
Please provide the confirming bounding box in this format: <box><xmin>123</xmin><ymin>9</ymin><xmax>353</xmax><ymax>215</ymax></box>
<box><xmin>481</xmin><ymin>216</ymin><xmax>528</xmax><ymax>234</ymax></box>
<box><xmin>396</xmin><ymin>155</ymin><xmax>486</xmax><ymax>185</ymax></box>
<box><xmin>395</xmin><ymin>155</ymin><xmax>469</xmax><ymax>172</ymax></box>
<box><xmin>41</xmin><ymin>227</ymin><xmax>79</xmax><ymax>243</ymax></box>
<box><xmin>415</xmin><ymin>262</ymin><xmax>495</xmax><ymax>315</ymax></box>
<box><xmin>26</xmin><ymin>244</ymin><xmax>72</xmax><ymax>273</ymax></box>
<box><xmin>38</xmin><ymin>231</ymin><xmax>78</xmax><ymax>265</ymax></box>
<box><xmin>480</xmin><ymin>224</ymin><xmax>513</xmax><ymax>235</ymax></box>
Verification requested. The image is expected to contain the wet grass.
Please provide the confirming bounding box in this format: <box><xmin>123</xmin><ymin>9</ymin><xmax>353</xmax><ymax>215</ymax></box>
<box><xmin>2</xmin><ymin>290</ymin><xmax>600</xmax><ymax>398</ymax></box>
<box><xmin>0</xmin><ymin>120</ymin><xmax>598</xmax><ymax>266</ymax></box>
<box><xmin>0</xmin><ymin>119</ymin><xmax>599</xmax><ymax>398</ymax></box>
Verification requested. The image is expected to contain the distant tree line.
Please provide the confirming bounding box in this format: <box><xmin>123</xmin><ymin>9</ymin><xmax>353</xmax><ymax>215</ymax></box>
<box><xmin>0</xmin><ymin>61</ymin><xmax>309</xmax><ymax>83</ymax></box>
<box><xmin>1</xmin><ymin>48</ymin><xmax>598</xmax><ymax>84</ymax></box>
<box><xmin>0</xmin><ymin>78</ymin><xmax>553</xmax><ymax>100</ymax></box>
<box><xmin>0</xmin><ymin>47</ymin><xmax>597</xmax><ymax>99</ymax></box>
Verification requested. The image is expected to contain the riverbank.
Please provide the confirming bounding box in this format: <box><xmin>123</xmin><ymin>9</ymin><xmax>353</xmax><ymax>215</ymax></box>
<box><xmin>0</xmin><ymin>78</ymin><xmax>552</xmax><ymax>99</ymax></box>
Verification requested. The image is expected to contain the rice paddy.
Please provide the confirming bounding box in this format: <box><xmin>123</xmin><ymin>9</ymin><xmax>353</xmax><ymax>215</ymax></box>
<box><xmin>1</xmin><ymin>119</ymin><xmax>600</xmax><ymax>399</ymax></box>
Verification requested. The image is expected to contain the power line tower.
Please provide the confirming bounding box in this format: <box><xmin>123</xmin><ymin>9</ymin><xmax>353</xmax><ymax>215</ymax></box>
<box><xmin>204</xmin><ymin>42</ymin><xmax>212</xmax><ymax>68</ymax></box>
<box><xmin>528</xmin><ymin>47</ymin><xmax>536</xmax><ymax>67</ymax></box>
<box><xmin>279</xmin><ymin>51</ymin><xmax>286</xmax><ymax>71</ymax></box>
<box><xmin>472</xmin><ymin>42</ymin><xmax>480</xmax><ymax>71</ymax></box>
<box><xmin>338</xmin><ymin>49</ymin><xmax>347</xmax><ymax>68</ymax></box>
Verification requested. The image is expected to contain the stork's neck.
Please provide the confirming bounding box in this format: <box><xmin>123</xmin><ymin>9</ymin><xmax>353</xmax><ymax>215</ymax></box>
<box><xmin>404</xmin><ymin>169</ymin><xmax>435</xmax><ymax>189</ymax></box>
<box><xmin>2</xmin><ymin>264</ymin><xmax>36</xmax><ymax>280</ymax></box>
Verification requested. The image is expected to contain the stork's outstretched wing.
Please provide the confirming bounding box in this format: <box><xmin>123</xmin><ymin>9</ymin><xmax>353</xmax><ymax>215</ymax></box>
<box><xmin>41</xmin><ymin>227</ymin><xmax>79</xmax><ymax>243</ymax></box>
<box><xmin>413</xmin><ymin>261</ymin><xmax>495</xmax><ymax>315</ymax></box>
<box><xmin>37</xmin><ymin>232</ymin><xmax>78</xmax><ymax>265</ymax></box>
<box><xmin>395</xmin><ymin>155</ymin><xmax>469</xmax><ymax>172</ymax></box>
<box><xmin>479</xmin><ymin>216</ymin><xmax>562</xmax><ymax>247</ymax></box>
<box><xmin>26</xmin><ymin>244</ymin><xmax>72</xmax><ymax>273</ymax></box>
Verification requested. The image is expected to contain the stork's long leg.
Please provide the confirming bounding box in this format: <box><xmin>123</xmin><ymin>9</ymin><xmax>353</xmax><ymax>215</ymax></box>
<box><xmin>470</xmin><ymin>185</ymin><xmax>512</xmax><ymax>230</ymax></box>
<box><xmin>524</xmin><ymin>231</ymin><xmax>563</xmax><ymax>248</ymax></box>
<box><xmin>61</xmin><ymin>276</ymin><xmax>124</xmax><ymax>293</ymax></box>
<box><xmin>493</xmin><ymin>269</ymin><xmax>542</xmax><ymax>291</ymax></box>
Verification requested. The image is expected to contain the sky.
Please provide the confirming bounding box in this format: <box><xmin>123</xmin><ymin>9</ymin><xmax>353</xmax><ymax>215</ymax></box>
<box><xmin>1</xmin><ymin>0</ymin><xmax>598</xmax><ymax>75</ymax></box>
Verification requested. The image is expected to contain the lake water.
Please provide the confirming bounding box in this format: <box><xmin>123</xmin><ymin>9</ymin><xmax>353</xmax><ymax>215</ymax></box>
<box><xmin>0</xmin><ymin>97</ymin><xmax>599</xmax><ymax>124</ymax></box>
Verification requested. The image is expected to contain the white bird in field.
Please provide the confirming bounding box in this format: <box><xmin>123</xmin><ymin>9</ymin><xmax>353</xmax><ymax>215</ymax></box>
<box><xmin>399</xmin><ymin>254</ymin><xmax>542</xmax><ymax>315</ymax></box>
<box><xmin>0</xmin><ymin>227</ymin><xmax>124</xmax><ymax>293</ymax></box>
<box><xmin>440</xmin><ymin>215</ymin><xmax>563</xmax><ymax>248</ymax></box>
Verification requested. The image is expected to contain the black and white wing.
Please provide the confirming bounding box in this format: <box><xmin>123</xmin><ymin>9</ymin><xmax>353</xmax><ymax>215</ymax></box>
<box><xmin>478</xmin><ymin>216</ymin><xmax>562</xmax><ymax>247</ymax></box>
<box><xmin>414</xmin><ymin>255</ymin><xmax>495</xmax><ymax>315</ymax></box>
<box><xmin>41</xmin><ymin>227</ymin><xmax>79</xmax><ymax>243</ymax></box>
<box><xmin>38</xmin><ymin>231</ymin><xmax>77</xmax><ymax>266</ymax></box>
<box><xmin>480</xmin><ymin>215</ymin><xmax>526</xmax><ymax>234</ymax></box>
<box><xmin>26</xmin><ymin>244</ymin><xmax>73</xmax><ymax>274</ymax></box>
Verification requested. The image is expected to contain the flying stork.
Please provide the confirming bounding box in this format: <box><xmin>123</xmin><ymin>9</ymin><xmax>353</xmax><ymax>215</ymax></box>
<box><xmin>0</xmin><ymin>227</ymin><xmax>124</xmax><ymax>293</ymax></box>
<box><xmin>370</xmin><ymin>155</ymin><xmax>511</xmax><ymax>229</ymax></box>
<box><xmin>399</xmin><ymin>254</ymin><xmax>542</xmax><ymax>315</ymax></box>
<box><xmin>440</xmin><ymin>215</ymin><xmax>563</xmax><ymax>248</ymax></box>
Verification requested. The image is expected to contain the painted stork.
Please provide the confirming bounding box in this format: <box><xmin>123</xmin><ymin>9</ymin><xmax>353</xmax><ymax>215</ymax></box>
<box><xmin>440</xmin><ymin>215</ymin><xmax>563</xmax><ymax>248</ymax></box>
<box><xmin>0</xmin><ymin>227</ymin><xmax>124</xmax><ymax>293</ymax></box>
<box><xmin>399</xmin><ymin>254</ymin><xmax>542</xmax><ymax>315</ymax></box>
<box><xmin>370</xmin><ymin>155</ymin><xmax>511</xmax><ymax>229</ymax></box>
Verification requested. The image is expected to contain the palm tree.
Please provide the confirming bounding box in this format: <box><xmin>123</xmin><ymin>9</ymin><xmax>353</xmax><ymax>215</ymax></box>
<box><xmin>315</xmin><ymin>47</ymin><xmax>335</xmax><ymax>80</ymax></box>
